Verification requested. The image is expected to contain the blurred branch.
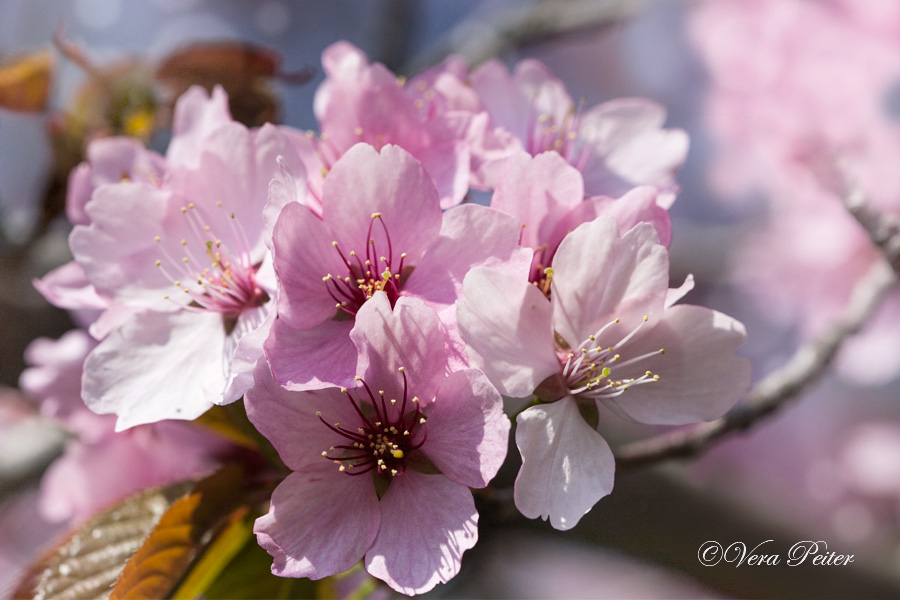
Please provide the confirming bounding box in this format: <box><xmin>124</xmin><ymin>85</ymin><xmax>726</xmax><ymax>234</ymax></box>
<box><xmin>616</xmin><ymin>189</ymin><xmax>900</xmax><ymax>471</ymax></box>
<box><xmin>403</xmin><ymin>0</ymin><xmax>648</xmax><ymax>73</ymax></box>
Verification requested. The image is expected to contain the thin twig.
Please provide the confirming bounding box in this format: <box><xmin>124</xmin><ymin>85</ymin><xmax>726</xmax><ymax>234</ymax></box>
<box><xmin>403</xmin><ymin>0</ymin><xmax>648</xmax><ymax>73</ymax></box>
<box><xmin>615</xmin><ymin>191</ymin><xmax>900</xmax><ymax>471</ymax></box>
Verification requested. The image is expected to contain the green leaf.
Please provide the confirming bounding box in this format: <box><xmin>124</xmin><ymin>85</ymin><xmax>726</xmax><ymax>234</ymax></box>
<box><xmin>200</xmin><ymin>531</ymin><xmax>317</xmax><ymax>600</ymax></box>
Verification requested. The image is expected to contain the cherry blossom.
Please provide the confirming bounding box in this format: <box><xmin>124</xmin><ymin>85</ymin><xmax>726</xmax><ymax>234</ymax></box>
<box><xmin>265</xmin><ymin>142</ymin><xmax>529</xmax><ymax>391</ymax></box>
<box><xmin>469</xmin><ymin>58</ymin><xmax>689</xmax><ymax>201</ymax></box>
<box><xmin>247</xmin><ymin>293</ymin><xmax>509</xmax><ymax>595</ymax></box>
<box><xmin>457</xmin><ymin>216</ymin><xmax>750</xmax><ymax>529</ymax></box>
<box><xmin>289</xmin><ymin>41</ymin><xmax>474</xmax><ymax>209</ymax></box>
<box><xmin>19</xmin><ymin>329</ymin><xmax>230</xmax><ymax>524</ymax></box>
<box><xmin>65</xmin><ymin>87</ymin><xmax>304</xmax><ymax>429</ymax></box>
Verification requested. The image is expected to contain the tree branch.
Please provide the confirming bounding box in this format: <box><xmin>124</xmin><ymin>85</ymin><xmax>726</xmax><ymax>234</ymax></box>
<box><xmin>615</xmin><ymin>191</ymin><xmax>900</xmax><ymax>471</ymax></box>
<box><xmin>403</xmin><ymin>0</ymin><xmax>648</xmax><ymax>73</ymax></box>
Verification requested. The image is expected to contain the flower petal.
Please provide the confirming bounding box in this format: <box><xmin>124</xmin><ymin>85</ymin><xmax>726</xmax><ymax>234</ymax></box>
<box><xmin>551</xmin><ymin>217</ymin><xmax>668</xmax><ymax>347</ymax></box>
<box><xmin>423</xmin><ymin>369</ymin><xmax>509</xmax><ymax>488</ymax></box>
<box><xmin>82</xmin><ymin>310</ymin><xmax>223</xmax><ymax>430</ymax></box>
<box><xmin>264</xmin><ymin>317</ymin><xmax>356</xmax><ymax>391</ymax></box>
<box><xmin>166</xmin><ymin>85</ymin><xmax>232</xmax><ymax>168</ymax></box>
<box><xmin>272</xmin><ymin>201</ymin><xmax>347</xmax><ymax>329</ymax></box>
<box><xmin>514</xmin><ymin>397</ymin><xmax>615</xmax><ymax>531</ymax></box>
<box><xmin>366</xmin><ymin>471</ymin><xmax>478</xmax><ymax>595</ymax></box>
<box><xmin>324</xmin><ymin>144</ymin><xmax>442</xmax><ymax>267</ymax></box>
<box><xmin>255</xmin><ymin>466</ymin><xmax>380</xmax><ymax>580</ymax></box>
<box><xmin>404</xmin><ymin>203</ymin><xmax>532</xmax><ymax>313</ymax></box>
<box><xmin>351</xmin><ymin>293</ymin><xmax>447</xmax><ymax>406</ymax></box>
<box><xmin>457</xmin><ymin>266</ymin><xmax>559</xmax><ymax>398</ymax></box>
<box><xmin>602</xmin><ymin>304</ymin><xmax>750</xmax><ymax>425</ymax></box>
<box><xmin>490</xmin><ymin>151</ymin><xmax>584</xmax><ymax>250</ymax></box>
<box><xmin>568</xmin><ymin>185</ymin><xmax>673</xmax><ymax>247</ymax></box>
<box><xmin>245</xmin><ymin>362</ymin><xmax>359</xmax><ymax>471</ymax></box>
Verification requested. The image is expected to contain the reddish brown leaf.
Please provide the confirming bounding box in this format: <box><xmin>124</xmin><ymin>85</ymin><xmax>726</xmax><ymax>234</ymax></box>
<box><xmin>109</xmin><ymin>465</ymin><xmax>245</xmax><ymax>599</ymax></box>
<box><xmin>0</xmin><ymin>49</ymin><xmax>53</xmax><ymax>112</ymax></box>
<box><xmin>13</xmin><ymin>481</ymin><xmax>193</xmax><ymax>600</ymax></box>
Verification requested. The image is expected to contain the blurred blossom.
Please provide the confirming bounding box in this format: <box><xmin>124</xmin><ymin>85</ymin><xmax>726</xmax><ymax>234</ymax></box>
<box><xmin>20</xmin><ymin>329</ymin><xmax>233</xmax><ymax>525</ymax></box>
<box><xmin>688</xmin><ymin>0</ymin><xmax>900</xmax><ymax>384</ymax></box>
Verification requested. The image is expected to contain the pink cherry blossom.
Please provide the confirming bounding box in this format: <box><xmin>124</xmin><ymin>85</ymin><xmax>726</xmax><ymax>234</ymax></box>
<box><xmin>19</xmin><ymin>329</ymin><xmax>230</xmax><ymax>524</ymax></box>
<box><xmin>291</xmin><ymin>41</ymin><xmax>473</xmax><ymax>209</ymax></box>
<box><xmin>265</xmin><ymin>142</ymin><xmax>529</xmax><ymax>391</ymax></box>
<box><xmin>457</xmin><ymin>216</ymin><xmax>750</xmax><ymax>529</ymax></box>
<box><xmin>490</xmin><ymin>150</ymin><xmax>671</xmax><ymax>285</ymax></box>
<box><xmin>469</xmin><ymin>58</ymin><xmax>689</xmax><ymax>200</ymax></box>
<box><xmin>36</xmin><ymin>86</ymin><xmax>234</xmax><ymax>327</ymax></box>
<box><xmin>247</xmin><ymin>293</ymin><xmax>509</xmax><ymax>595</ymax></box>
<box><xmin>65</xmin><ymin>87</ymin><xmax>304</xmax><ymax>429</ymax></box>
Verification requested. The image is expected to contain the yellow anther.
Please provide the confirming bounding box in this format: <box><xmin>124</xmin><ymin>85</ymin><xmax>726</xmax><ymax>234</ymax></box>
<box><xmin>154</xmin><ymin>236</ymin><xmax>161</xmax><ymax>242</ymax></box>
<box><xmin>354</xmin><ymin>126</ymin><xmax>363</xmax><ymax>136</ymax></box>
<box><xmin>155</xmin><ymin>260</ymin><xmax>161</xmax><ymax>267</ymax></box>
<box><xmin>643</xmin><ymin>315</ymin><xmax>649</xmax><ymax>322</ymax></box>
<box><xmin>392</xmin><ymin>449</ymin><xmax>404</xmax><ymax>459</ymax></box>
<box><xmin>371</xmin><ymin>212</ymin><xmax>382</xmax><ymax>219</ymax></box>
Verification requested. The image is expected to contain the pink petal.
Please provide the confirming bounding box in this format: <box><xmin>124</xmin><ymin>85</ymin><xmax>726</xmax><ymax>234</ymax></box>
<box><xmin>271</xmin><ymin>201</ymin><xmax>348</xmax><ymax>329</ymax></box>
<box><xmin>33</xmin><ymin>261</ymin><xmax>108</xmax><ymax>311</ymax></box>
<box><xmin>366</xmin><ymin>471</ymin><xmax>478</xmax><ymax>595</ymax></box>
<box><xmin>167</xmin><ymin>85</ymin><xmax>232</xmax><ymax>168</ymax></box>
<box><xmin>404</xmin><ymin>203</ymin><xmax>532</xmax><ymax>313</ymax></box>
<box><xmin>265</xmin><ymin>154</ymin><xmax>309</xmax><ymax>251</ymax></box>
<box><xmin>255</xmin><ymin>466</ymin><xmax>380</xmax><ymax>580</ymax></box>
<box><xmin>82</xmin><ymin>310</ymin><xmax>223</xmax><ymax>430</ymax></box>
<box><xmin>222</xmin><ymin>303</ymin><xmax>274</xmax><ymax>404</ymax></box>
<box><xmin>457</xmin><ymin>266</ymin><xmax>559</xmax><ymax>398</ymax></box>
<box><xmin>324</xmin><ymin>144</ymin><xmax>442</xmax><ymax>268</ymax></box>
<box><xmin>422</xmin><ymin>369</ymin><xmax>509</xmax><ymax>488</ymax></box>
<box><xmin>69</xmin><ymin>183</ymin><xmax>177</xmax><ymax>308</ymax></box>
<box><xmin>550</xmin><ymin>218</ymin><xmax>668</xmax><ymax>347</ymax></box>
<box><xmin>665</xmin><ymin>274</ymin><xmax>695</xmax><ymax>308</ymax></box>
<box><xmin>514</xmin><ymin>397</ymin><xmax>615</xmax><ymax>530</ymax></box>
<box><xmin>470</xmin><ymin>59</ymin><xmax>534</xmax><ymax>141</ymax></box>
<box><xmin>265</xmin><ymin>317</ymin><xmax>357</xmax><ymax>391</ymax></box>
<box><xmin>350</xmin><ymin>294</ymin><xmax>447</xmax><ymax>406</ymax></box>
<box><xmin>602</xmin><ymin>304</ymin><xmax>750</xmax><ymax>425</ymax></box>
<box><xmin>245</xmin><ymin>362</ymin><xmax>360</xmax><ymax>471</ymax></box>
<box><xmin>579</xmin><ymin>98</ymin><xmax>688</xmax><ymax>198</ymax></box>
<box><xmin>321</xmin><ymin>41</ymin><xmax>369</xmax><ymax>80</ymax></box>
<box><xmin>414</xmin><ymin>137</ymin><xmax>470</xmax><ymax>209</ymax></box>
<box><xmin>490</xmin><ymin>151</ymin><xmax>584</xmax><ymax>249</ymax></box>
<box><xmin>572</xmin><ymin>185</ymin><xmax>673</xmax><ymax>247</ymax></box>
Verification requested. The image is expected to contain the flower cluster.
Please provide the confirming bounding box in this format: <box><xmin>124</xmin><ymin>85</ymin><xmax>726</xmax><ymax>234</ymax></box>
<box><xmin>33</xmin><ymin>41</ymin><xmax>750</xmax><ymax>595</ymax></box>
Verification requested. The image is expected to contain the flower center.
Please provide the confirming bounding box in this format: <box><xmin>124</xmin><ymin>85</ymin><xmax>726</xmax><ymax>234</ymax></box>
<box><xmin>317</xmin><ymin>367</ymin><xmax>427</xmax><ymax>478</ymax></box>
<box><xmin>322</xmin><ymin>212</ymin><xmax>408</xmax><ymax>316</ymax></box>
<box><xmin>560</xmin><ymin>316</ymin><xmax>663</xmax><ymax>399</ymax></box>
<box><xmin>154</xmin><ymin>201</ymin><xmax>269</xmax><ymax>319</ymax></box>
